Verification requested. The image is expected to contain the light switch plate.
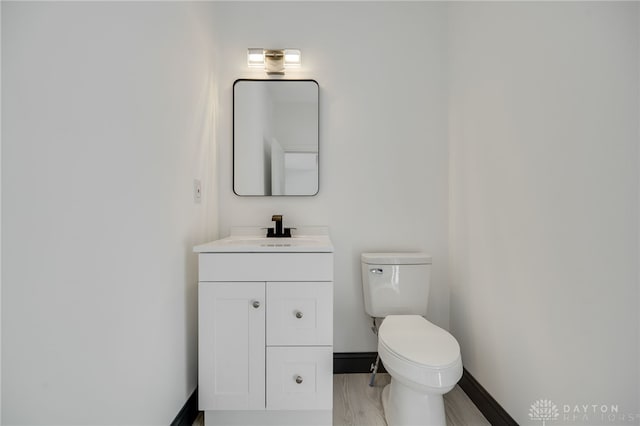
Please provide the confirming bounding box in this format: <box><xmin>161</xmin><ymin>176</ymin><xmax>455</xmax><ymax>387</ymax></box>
<box><xmin>194</xmin><ymin>179</ymin><xmax>202</xmax><ymax>203</ymax></box>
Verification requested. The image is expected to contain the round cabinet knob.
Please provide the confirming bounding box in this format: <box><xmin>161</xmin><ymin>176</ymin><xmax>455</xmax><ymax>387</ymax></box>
<box><xmin>252</xmin><ymin>300</ymin><xmax>260</xmax><ymax>309</ymax></box>
<box><xmin>295</xmin><ymin>311</ymin><xmax>303</xmax><ymax>319</ymax></box>
<box><xmin>295</xmin><ymin>375</ymin><xmax>303</xmax><ymax>384</ymax></box>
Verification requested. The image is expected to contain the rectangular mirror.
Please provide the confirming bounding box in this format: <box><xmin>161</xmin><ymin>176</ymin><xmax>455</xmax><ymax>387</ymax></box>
<box><xmin>233</xmin><ymin>79</ymin><xmax>319</xmax><ymax>196</ymax></box>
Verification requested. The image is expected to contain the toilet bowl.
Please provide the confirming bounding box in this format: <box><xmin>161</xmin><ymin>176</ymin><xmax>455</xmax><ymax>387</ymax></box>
<box><xmin>378</xmin><ymin>315</ymin><xmax>462</xmax><ymax>426</ymax></box>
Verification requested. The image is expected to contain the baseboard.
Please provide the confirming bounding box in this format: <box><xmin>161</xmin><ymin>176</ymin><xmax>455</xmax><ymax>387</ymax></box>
<box><xmin>458</xmin><ymin>367</ymin><xmax>518</xmax><ymax>426</ymax></box>
<box><xmin>171</xmin><ymin>388</ymin><xmax>199</xmax><ymax>426</ymax></box>
<box><xmin>333</xmin><ymin>351</ymin><xmax>387</xmax><ymax>374</ymax></box>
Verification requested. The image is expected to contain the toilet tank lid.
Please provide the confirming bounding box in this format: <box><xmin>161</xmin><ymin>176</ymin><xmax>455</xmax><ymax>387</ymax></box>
<box><xmin>361</xmin><ymin>252</ymin><xmax>432</xmax><ymax>265</ymax></box>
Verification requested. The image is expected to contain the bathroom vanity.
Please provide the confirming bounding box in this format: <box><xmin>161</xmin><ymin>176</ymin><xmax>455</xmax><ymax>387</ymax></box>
<box><xmin>194</xmin><ymin>228</ymin><xmax>334</xmax><ymax>426</ymax></box>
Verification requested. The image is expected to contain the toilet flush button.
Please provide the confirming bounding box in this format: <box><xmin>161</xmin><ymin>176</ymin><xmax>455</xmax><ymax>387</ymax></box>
<box><xmin>370</xmin><ymin>268</ymin><xmax>383</xmax><ymax>274</ymax></box>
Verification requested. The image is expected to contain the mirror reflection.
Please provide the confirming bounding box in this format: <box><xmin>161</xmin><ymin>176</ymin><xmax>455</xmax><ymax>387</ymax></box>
<box><xmin>233</xmin><ymin>79</ymin><xmax>319</xmax><ymax>196</ymax></box>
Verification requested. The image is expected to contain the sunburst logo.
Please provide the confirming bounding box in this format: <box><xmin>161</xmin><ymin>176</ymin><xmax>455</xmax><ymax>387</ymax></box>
<box><xmin>529</xmin><ymin>399</ymin><xmax>560</xmax><ymax>425</ymax></box>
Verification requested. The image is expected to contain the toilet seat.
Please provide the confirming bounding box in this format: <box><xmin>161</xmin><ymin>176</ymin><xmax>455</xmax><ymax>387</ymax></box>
<box><xmin>378</xmin><ymin>315</ymin><xmax>462</xmax><ymax>389</ymax></box>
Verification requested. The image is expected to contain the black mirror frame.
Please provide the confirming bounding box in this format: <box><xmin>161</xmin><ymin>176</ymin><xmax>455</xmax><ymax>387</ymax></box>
<box><xmin>232</xmin><ymin>79</ymin><xmax>320</xmax><ymax>197</ymax></box>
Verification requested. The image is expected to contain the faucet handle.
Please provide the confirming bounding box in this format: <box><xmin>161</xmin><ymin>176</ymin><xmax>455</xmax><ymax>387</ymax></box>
<box><xmin>272</xmin><ymin>214</ymin><xmax>283</xmax><ymax>222</ymax></box>
<box><xmin>282</xmin><ymin>228</ymin><xmax>293</xmax><ymax>238</ymax></box>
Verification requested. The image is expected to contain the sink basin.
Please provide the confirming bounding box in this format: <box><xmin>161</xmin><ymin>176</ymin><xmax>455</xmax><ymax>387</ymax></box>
<box><xmin>194</xmin><ymin>231</ymin><xmax>333</xmax><ymax>253</ymax></box>
<box><xmin>220</xmin><ymin>237</ymin><xmax>321</xmax><ymax>247</ymax></box>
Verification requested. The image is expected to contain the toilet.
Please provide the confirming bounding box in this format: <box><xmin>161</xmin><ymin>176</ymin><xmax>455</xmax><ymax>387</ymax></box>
<box><xmin>361</xmin><ymin>253</ymin><xmax>462</xmax><ymax>426</ymax></box>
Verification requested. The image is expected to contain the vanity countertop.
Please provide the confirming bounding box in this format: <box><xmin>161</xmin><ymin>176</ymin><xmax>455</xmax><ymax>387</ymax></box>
<box><xmin>194</xmin><ymin>227</ymin><xmax>334</xmax><ymax>253</ymax></box>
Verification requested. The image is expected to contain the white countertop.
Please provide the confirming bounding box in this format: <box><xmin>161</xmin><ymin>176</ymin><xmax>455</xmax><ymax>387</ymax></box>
<box><xmin>193</xmin><ymin>227</ymin><xmax>334</xmax><ymax>253</ymax></box>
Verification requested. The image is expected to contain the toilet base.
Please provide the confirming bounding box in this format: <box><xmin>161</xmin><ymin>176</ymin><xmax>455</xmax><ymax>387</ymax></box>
<box><xmin>381</xmin><ymin>378</ymin><xmax>446</xmax><ymax>426</ymax></box>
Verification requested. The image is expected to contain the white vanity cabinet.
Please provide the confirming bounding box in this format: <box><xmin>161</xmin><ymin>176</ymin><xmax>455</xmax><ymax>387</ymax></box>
<box><xmin>195</xmin><ymin>236</ymin><xmax>334</xmax><ymax>426</ymax></box>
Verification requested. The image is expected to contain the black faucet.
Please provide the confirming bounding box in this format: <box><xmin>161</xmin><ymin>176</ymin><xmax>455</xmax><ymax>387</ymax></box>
<box><xmin>266</xmin><ymin>215</ymin><xmax>292</xmax><ymax>238</ymax></box>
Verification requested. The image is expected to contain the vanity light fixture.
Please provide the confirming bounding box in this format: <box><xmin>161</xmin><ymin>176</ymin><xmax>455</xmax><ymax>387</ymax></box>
<box><xmin>247</xmin><ymin>48</ymin><xmax>301</xmax><ymax>75</ymax></box>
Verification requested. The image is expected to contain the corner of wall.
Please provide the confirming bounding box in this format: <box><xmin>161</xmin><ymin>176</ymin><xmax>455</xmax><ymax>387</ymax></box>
<box><xmin>0</xmin><ymin>1</ymin><xmax>3</xmax><ymax>422</ymax></box>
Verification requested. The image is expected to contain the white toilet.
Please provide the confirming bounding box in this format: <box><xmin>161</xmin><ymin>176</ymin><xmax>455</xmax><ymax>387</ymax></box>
<box><xmin>361</xmin><ymin>253</ymin><xmax>462</xmax><ymax>426</ymax></box>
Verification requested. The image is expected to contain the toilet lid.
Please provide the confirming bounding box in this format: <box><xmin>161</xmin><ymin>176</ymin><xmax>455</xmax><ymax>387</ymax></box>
<box><xmin>361</xmin><ymin>252</ymin><xmax>432</xmax><ymax>265</ymax></box>
<box><xmin>379</xmin><ymin>315</ymin><xmax>460</xmax><ymax>368</ymax></box>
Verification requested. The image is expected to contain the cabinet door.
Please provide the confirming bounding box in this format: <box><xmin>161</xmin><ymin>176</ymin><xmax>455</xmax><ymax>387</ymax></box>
<box><xmin>199</xmin><ymin>282</ymin><xmax>265</xmax><ymax>410</ymax></box>
<box><xmin>266</xmin><ymin>281</ymin><xmax>333</xmax><ymax>346</ymax></box>
<box><xmin>266</xmin><ymin>346</ymin><xmax>333</xmax><ymax>410</ymax></box>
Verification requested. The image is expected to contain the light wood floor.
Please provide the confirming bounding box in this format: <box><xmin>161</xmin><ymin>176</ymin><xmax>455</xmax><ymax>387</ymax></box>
<box><xmin>333</xmin><ymin>373</ymin><xmax>490</xmax><ymax>426</ymax></box>
<box><xmin>193</xmin><ymin>373</ymin><xmax>490</xmax><ymax>426</ymax></box>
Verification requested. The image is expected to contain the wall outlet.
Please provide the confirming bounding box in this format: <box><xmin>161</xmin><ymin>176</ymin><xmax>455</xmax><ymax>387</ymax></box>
<box><xmin>194</xmin><ymin>179</ymin><xmax>202</xmax><ymax>203</ymax></box>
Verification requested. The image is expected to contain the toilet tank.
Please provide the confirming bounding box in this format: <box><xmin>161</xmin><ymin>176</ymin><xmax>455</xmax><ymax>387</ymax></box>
<box><xmin>361</xmin><ymin>253</ymin><xmax>432</xmax><ymax>318</ymax></box>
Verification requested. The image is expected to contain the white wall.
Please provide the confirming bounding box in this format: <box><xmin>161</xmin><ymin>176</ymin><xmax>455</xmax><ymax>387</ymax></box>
<box><xmin>3</xmin><ymin>2</ymin><xmax>638</xmax><ymax>425</ymax></box>
<box><xmin>0</xmin><ymin>2</ymin><xmax>3</xmax><ymax>421</ymax></box>
<box><xmin>2</xmin><ymin>2</ymin><xmax>218</xmax><ymax>424</ymax></box>
<box><xmin>448</xmin><ymin>2</ymin><xmax>639</xmax><ymax>423</ymax></box>
<box><xmin>211</xmin><ymin>1</ymin><xmax>450</xmax><ymax>352</ymax></box>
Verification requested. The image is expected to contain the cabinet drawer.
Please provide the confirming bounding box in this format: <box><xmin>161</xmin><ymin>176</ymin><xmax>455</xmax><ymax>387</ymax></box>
<box><xmin>266</xmin><ymin>346</ymin><xmax>333</xmax><ymax>410</ymax></box>
<box><xmin>266</xmin><ymin>282</ymin><xmax>333</xmax><ymax>346</ymax></box>
<box><xmin>199</xmin><ymin>253</ymin><xmax>333</xmax><ymax>282</ymax></box>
